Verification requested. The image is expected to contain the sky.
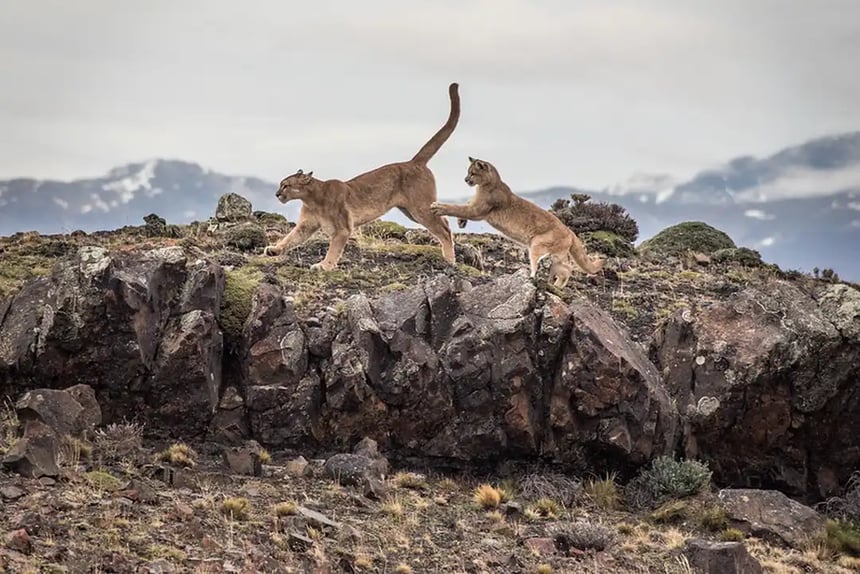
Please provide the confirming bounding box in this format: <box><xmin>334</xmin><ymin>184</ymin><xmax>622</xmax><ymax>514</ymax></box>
<box><xmin>1</xmin><ymin>0</ymin><xmax>859</xmax><ymax>198</ymax></box>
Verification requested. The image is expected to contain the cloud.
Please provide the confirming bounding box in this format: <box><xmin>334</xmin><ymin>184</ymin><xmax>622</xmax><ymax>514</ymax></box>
<box><xmin>744</xmin><ymin>209</ymin><xmax>776</xmax><ymax>220</ymax></box>
<box><xmin>734</xmin><ymin>163</ymin><xmax>860</xmax><ymax>202</ymax></box>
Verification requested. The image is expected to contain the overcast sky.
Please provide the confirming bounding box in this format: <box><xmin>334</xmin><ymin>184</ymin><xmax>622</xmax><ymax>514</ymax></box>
<box><xmin>1</xmin><ymin>0</ymin><xmax>859</xmax><ymax>197</ymax></box>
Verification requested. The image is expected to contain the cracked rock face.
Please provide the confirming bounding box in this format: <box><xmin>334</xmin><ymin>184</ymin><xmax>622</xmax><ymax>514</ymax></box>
<box><xmin>2</xmin><ymin>244</ymin><xmax>858</xmax><ymax>500</ymax></box>
<box><xmin>652</xmin><ymin>278</ymin><xmax>860</xmax><ymax>498</ymax></box>
<box><xmin>0</xmin><ymin>246</ymin><xmax>224</xmax><ymax>437</ymax></box>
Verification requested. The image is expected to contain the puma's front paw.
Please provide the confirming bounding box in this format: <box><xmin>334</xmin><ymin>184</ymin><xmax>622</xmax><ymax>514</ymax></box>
<box><xmin>310</xmin><ymin>261</ymin><xmax>335</xmax><ymax>272</ymax></box>
<box><xmin>429</xmin><ymin>202</ymin><xmax>444</xmax><ymax>216</ymax></box>
<box><xmin>263</xmin><ymin>245</ymin><xmax>282</xmax><ymax>256</ymax></box>
<box><xmin>457</xmin><ymin>218</ymin><xmax>468</xmax><ymax>229</ymax></box>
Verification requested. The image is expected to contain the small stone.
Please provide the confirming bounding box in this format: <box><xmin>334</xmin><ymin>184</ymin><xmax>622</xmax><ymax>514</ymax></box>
<box><xmin>285</xmin><ymin>456</ymin><xmax>310</xmax><ymax>478</ymax></box>
<box><xmin>297</xmin><ymin>506</ymin><xmax>341</xmax><ymax>531</ymax></box>
<box><xmin>362</xmin><ymin>477</ymin><xmax>389</xmax><ymax>501</ymax></box>
<box><xmin>501</xmin><ymin>501</ymin><xmax>523</xmax><ymax>520</ymax></box>
<box><xmin>685</xmin><ymin>539</ymin><xmax>763</xmax><ymax>574</ymax></box>
<box><xmin>222</xmin><ymin>441</ymin><xmax>263</xmax><ymax>476</ymax></box>
<box><xmin>0</xmin><ymin>486</ymin><xmax>25</xmax><ymax>501</ymax></box>
<box><xmin>288</xmin><ymin>532</ymin><xmax>314</xmax><ymax>551</ymax></box>
<box><xmin>38</xmin><ymin>477</ymin><xmax>56</xmax><ymax>487</ymax></box>
<box><xmin>12</xmin><ymin>511</ymin><xmax>41</xmax><ymax>534</ymax></box>
<box><xmin>5</xmin><ymin>529</ymin><xmax>31</xmax><ymax>554</ymax></box>
<box><xmin>1</xmin><ymin>421</ymin><xmax>59</xmax><ymax>478</ymax></box>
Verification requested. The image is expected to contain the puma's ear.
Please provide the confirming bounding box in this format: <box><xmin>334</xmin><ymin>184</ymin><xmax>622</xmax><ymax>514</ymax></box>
<box><xmin>306</xmin><ymin>171</ymin><xmax>313</xmax><ymax>178</ymax></box>
<box><xmin>296</xmin><ymin>169</ymin><xmax>303</xmax><ymax>175</ymax></box>
<box><xmin>468</xmin><ymin>156</ymin><xmax>476</xmax><ymax>163</ymax></box>
<box><xmin>476</xmin><ymin>161</ymin><xmax>487</xmax><ymax>170</ymax></box>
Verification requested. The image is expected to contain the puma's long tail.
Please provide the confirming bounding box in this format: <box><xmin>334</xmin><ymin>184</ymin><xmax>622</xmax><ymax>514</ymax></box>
<box><xmin>411</xmin><ymin>82</ymin><xmax>460</xmax><ymax>165</ymax></box>
<box><xmin>569</xmin><ymin>233</ymin><xmax>604</xmax><ymax>274</ymax></box>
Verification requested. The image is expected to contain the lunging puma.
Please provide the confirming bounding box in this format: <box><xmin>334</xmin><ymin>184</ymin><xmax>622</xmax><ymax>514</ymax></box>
<box><xmin>264</xmin><ymin>83</ymin><xmax>460</xmax><ymax>270</ymax></box>
<box><xmin>430</xmin><ymin>157</ymin><xmax>604</xmax><ymax>288</ymax></box>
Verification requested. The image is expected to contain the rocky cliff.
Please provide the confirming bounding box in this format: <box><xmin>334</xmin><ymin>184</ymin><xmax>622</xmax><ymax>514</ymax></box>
<box><xmin>1</xmin><ymin>200</ymin><xmax>858</xmax><ymax>506</ymax></box>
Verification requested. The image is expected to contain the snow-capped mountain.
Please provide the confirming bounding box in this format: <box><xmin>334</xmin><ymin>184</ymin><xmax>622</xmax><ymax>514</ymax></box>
<box><xmin>0</xmin><ymin>159</ymin><xmax>292</xmax><ymax>235</ymax></box>
<box><xmin>1</xmin><ymin>132</ymin><xmax>858</xmax><ymax>281</ymax></box>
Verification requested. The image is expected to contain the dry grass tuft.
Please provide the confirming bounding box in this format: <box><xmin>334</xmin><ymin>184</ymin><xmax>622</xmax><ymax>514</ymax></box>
<box><xmin>274</xmin><ymin>501</ymin><xmax>298</xmax><ymax>517</ymax></box>
<box><xmin>474</xmin><ymin>484</ymin><xmax>502</xmax><ymax>510</ymax></box>
<box><xmin>520</xmin><ymin>472</ymin><xmax>581</xmax><ymax>505</ymax></box>
<box><xmin>220</xmin><ymin>497</ymin><xmax>250</xmax><ymax>521</ymax></box>
<box><xmin>529</xmin><ymin>498</ymin><xmax>562</xmax><ymax>519</ymax></box>
<box><xmin>393</xmin><ymin>471</ymin><xmax>428</xmax><ymax>491</ymax></box>
<box><xmin>719</xmin><ymin>527</ymin><xmax>745</xmax><ymax>542</ymax></box>
<box><xmin>584</xmin><ymin>473</ymin><xmax>621</xmax><ymax>510</ymax></box>
<box><xmin>394</xmin><ymin>563</ymin><xmax>413</xmax><ymax>574</ymax></box>
<box><xmin>159</xmin><ymin>442</ymin><xmax>197</xmax><ymax>468</ymax></box>
<box><xmin>257</xmin><ymin>448</ymin><xmax>272</xmax><ymax>464</ymax></box>
<box><xmin>697</xmin><ymin>505</ymin><xmax>729</xmax><ymax>532</ymax></box>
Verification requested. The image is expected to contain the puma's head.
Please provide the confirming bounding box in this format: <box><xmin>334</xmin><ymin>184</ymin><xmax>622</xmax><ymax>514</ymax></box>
<box><xmin>465</xmin><ymin>157</ymin><xmax>497</xmax><ymax>187</ymax></box>
<box><xmin>276</xmin><ymin>169</ymin><xmax>315</xmax><ymax>203</ymax></box>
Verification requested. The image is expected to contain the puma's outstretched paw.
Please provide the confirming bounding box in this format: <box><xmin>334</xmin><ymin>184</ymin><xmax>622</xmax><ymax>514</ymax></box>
<box><xmin>457</xmin><ymin>218</ymin><xmax>468</xmax><ymax>229</ymax></box>
<box><xmin>263</xmin><ymin>245</ymin><xmax>282</xmax><ymax>256</ymax></box>
<box><xmin>429</xmin><ymin>202</ymin><xmax>444</xmax><ymax>216</ymax></box>
<box><xmin>310</xmin><ymin>261</ymin><xmax>335</xmax><ymax>272</ymax></box>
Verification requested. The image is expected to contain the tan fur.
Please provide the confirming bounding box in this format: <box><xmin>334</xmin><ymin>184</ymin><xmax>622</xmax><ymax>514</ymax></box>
<box><xmin>430</xmin><ymin>157</ymin><xmax>604</xmax><ymax>288</ymax></box>
<box><xmin>264</xmin><ymin>83</ymin><xmax>460</xmax><ymax>270</ymax></box>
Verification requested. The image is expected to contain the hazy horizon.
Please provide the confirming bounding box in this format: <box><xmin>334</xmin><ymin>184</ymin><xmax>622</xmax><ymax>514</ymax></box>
<box><xmin>2</xmin><ymin>1</ymin><xmax>860</xmax><ymax>196</ymax></box>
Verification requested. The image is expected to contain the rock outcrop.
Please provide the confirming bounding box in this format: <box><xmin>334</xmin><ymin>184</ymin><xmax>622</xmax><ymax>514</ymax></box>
<box><xmin>1</xmin><ymin>242</ymin><xmax>859</xmax><ymax>500</ymax></box>
<box><xmin>652</xmin><ymin>278</ymin><xmax>860</xmax><ymax>498</ymax></box>
<box><xmin>0</xmin><ymin>246</ymin><xmax>223</xmax><ymax>437</ymax></box>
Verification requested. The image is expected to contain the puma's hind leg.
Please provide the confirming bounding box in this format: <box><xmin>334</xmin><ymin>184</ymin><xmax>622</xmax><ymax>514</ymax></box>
<box><xmin>412</xmin><ymin>208</ymin><xmax>456</xmax><ymax>264</ymax></box>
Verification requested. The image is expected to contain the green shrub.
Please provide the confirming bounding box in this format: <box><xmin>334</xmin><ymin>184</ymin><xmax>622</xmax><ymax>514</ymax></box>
<box><xmin>639</xmin><ymin>221</ymin><xmax>735</xmax><ymax>256</ymax></box>
<box><xmin>224</xmin><ymin>223</ymin><xmax>267</xmax><ymax>252</ymax></box>
<box><xmin>550</xmin><ymin>193</ymin><xmax>639</xmax><ymax>243</ymax></box>
<box><xmin>635</xmin><ymin>456</ymin><xmax>712</xmax><ymax>502</ymax></box>
<box><xmin>711</xmin><ymin>247</ymin><xmax>763</xmax><ymax>267</ymax></box>
<box><xmin>825</xmin><ymin>520</ymin><xmax>860</xmax><ymax>556</ymax></box>
<box><xmin>581</xmin><ymin>231</ymin><xmax>635</xmax><ymax>258</ymax></box>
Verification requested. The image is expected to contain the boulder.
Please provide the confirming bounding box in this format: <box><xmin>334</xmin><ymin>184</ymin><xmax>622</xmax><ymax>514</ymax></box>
<box><xmin>0</xmin><ymin>246</ymin><xmax>224</xmax><ymax>436</ymax></box>
<box><xmin>323</xmin><ymin>438</ymin><xmax>389</xmax><ymax>486</ymax></box>
<box><xmin>241</xmin><ymin>284</ymin><xmax>319</xmax><ymax>447</ymax></box>
<box><xmin>718</xmin><ymin>489</ymin><xmax>824</xmax><ymax>549</ymax></box>
<box><xmin>1</xmin><ymin>420</ymin><xmax>59</xmax><ymax>478</ymax></box>
<box><xmin>545</xmin><ymin>298</ymin><xmax>679</xmax><ymax>469</ymax></box>
<box><xmin>215</xmin><ymin>193</ymin><xmax>252</xmax><ymax>222</ymax></box>
<box><xmin>15</xmin><ymin>386</ymin><xmax>100</xmax><ymax>438</ymax></box>
<box><xmin>652</xmin><ymin>279</ymin><xmax>860</xmax><ymax>498</ymax></box>
<box><xmin>684</xmin><ymin>539</ymin><xmax>762</xmax><ymax>574</ymax></box>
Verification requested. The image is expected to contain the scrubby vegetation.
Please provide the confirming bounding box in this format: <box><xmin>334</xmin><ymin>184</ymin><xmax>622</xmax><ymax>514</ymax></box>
<box><xmin>627</xmin><ymin>456</ymin><xmax>712</xmax><ymax>507</ymax></box>
<box><xmin>550</xmin><ymin>193</ymin><xmax>639</xmax><ymax>243</ymax></box>
<box><xmin>639</xmin><ymin>221</ymin><xmax>736</xmax><ymax>256</ymax></box>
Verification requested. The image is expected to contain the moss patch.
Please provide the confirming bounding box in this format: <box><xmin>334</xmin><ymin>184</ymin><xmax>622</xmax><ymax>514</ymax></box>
<box><xmin>0</xmin><ymin>253</ymin><xmax>54</xmax><ymax>298</ymax></box>
<box><xmin>220</xmin><ymin>267</ymin><xmax>264</xmax><ymax>338</ymax></box>
<box><xmin>640</xmin><ymin>221</ymin><xmax>736</xmax><ymax>257</ymax></box>
<box><xmin>360</xmin><ymin>220</ymin><xmax>409</xmax><ymax>241</ymax></box>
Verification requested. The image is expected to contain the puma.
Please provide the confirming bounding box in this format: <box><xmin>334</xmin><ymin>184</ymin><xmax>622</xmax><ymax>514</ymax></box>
<box><xmin>430</xmin><ymin>157</ymin><xmax>604</xmax><ymax>287</ymax></box>
<box><xmin>263</xmin><ymin>83</ymin><xmax>460</xmax><ymax>270</ymax></box>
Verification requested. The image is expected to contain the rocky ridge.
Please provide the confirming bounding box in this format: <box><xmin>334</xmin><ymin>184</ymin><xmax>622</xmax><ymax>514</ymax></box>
<box><xmin>1</xmin><ymin>194</ymin><xmax>859</xmax><ymax>571</ymax></box>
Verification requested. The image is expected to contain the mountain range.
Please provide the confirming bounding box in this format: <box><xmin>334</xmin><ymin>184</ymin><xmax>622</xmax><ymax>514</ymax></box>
<box><xmin>1</xmin><ymin>132</ymin><xmax>858</xmax><ymax>281</ymax></box>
